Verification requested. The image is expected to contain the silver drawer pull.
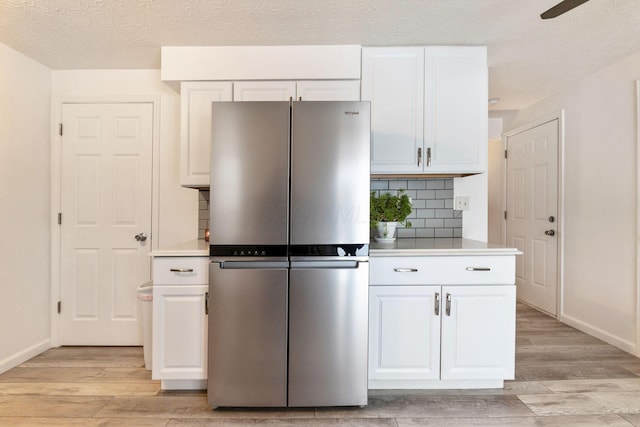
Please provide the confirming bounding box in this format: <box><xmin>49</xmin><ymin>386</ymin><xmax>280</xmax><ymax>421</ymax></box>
<box><xmin>170</xmin><ymin>268</ymin><xmax>194</xmax><ymax>273</ymax></box>
<box><xmin>394</xmin><ymin>268</ymin><xmax>418</xmax><ymax>272</ymax></box>
<box><xmin>466</xmin><ymin>267</ymin><xmax>491</xmax><ymax>272</ymax></box>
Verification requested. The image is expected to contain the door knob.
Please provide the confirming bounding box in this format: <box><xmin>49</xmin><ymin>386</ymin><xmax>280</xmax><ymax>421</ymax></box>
<box><xmin>134</xmin><ymin>233</ymin><xmax>147</xmax><ymax>242</ymax></box>
<box><xmin>545</xmin><ymin>230</ymin><xmax>555</xmax><ymax>236</ymax></box>
<box><xmin>548</xmin><ymin>216</ymin><xmax>555</xmax><ymax>223</ymax></box>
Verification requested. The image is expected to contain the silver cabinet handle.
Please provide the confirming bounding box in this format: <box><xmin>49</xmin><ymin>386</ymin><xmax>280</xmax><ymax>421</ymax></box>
<box><xmin>426</xmin><ymin>147</ymin><xmax>432</xmax><ymax>167</ymax></box>
<box><xmin>393</xmin><ymin>268</ymin><xmax>418</xmax><ymax>272</ymax></box>
<box><xmin>445</xmin><ymin>293</ymin><xmax>451</xmax><ymax>316</ymax></box>
<box><xmin>466</xmin><ymin>267</ymin><xmax>491</xmax><ymax>271</ymax></box>
<box><xmin>205</xmin><ymin>292</ymin><xmax>209</xmax><ymax>315</ymax></box>
<box><xmin>169</xmin><ymin>268</ymin><xmax>194</xmax><ymax>273</ymax></box>
<box><xmin>434</xmin><ymin>292</ymin><xmax>440</xmax><ymax>316</ymax></box>
<box><xmin>417</xmin><ymin>147</ymin><xmax>422</xmax><ymax>167</ymax></box>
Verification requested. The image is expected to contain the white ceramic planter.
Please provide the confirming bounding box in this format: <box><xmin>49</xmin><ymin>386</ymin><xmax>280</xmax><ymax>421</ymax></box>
<box><xmin>376</xmin><ymin>221</ymin><xmax>398</xmax><ymax>241</ymax></box>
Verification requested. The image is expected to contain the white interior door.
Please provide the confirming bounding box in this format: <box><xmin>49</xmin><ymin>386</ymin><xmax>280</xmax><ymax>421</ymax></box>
<box><xmin>506</xmin><ymin>119</ymin><xmax>559</xmax><ymax>315</ymax></box>
<box><xmin>60</xmin><ymin>103</ymin><xmax>153</xmax><ymax>345</ymax></box>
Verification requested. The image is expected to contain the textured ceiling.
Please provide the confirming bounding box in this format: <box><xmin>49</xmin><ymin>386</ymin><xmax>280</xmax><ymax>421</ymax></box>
<box><xmin>1</xmin><ymin>0</ymin><xmax>639</xmax><ymax>110</ymax></box>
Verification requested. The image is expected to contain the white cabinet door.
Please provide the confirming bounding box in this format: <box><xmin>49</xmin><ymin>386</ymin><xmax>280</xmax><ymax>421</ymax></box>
<box><xmin>440</xmin><ymin>285</ymin><xmax>516</xmax><ymax>380</ymax></box>
<box><xmin>152</xmin><ymin>284</ymin><xmax>208</xmax><ymax>381</ymax></box>
<box><xmin>363</xmin><ymin>46</ymin><xmax>487</xmax><ymax>175</ymax></box>
<box><xmin>362</xmin><ymin>47</ymin><xmax>425</xmax><ymax>173</ymax></box>
<box><xmin>181</xmin><ymin>82</ymin><xmax>233</xmax><ymax>187</ymax></box>
<box><xmin>369</xmin><ymin>285</ymin><xmax>441</xmax><ymax>381</ymax></box>
<box><xmin>424</xmin><ymin>47</ymin><xmax>487</xmax><ymax>173</ymax></box>
<box><xmin>296</xmin><ymin>80</ymin><xmax>360</xmax><ymax>101</ymax></box>
<box><xmin>233</xmin><ymin>81</ymin><xmax>296</xmax><ymax>101</ymax></box>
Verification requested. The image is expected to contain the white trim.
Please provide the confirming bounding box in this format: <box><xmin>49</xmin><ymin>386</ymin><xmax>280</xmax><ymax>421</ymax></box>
<box><xmin>0</xmin><ymin>339</ymin><xmax>50</xmax><ymax>375</ymax></box>
<box><xmin>50</xmin><ymin>95</ymin><xmax>161</xmax><ymax>347</ymax></box>
<box><xmin>562</xmin><ymin>313</ymin><xmax>637</xmax><ymax>356</ymax></box>
<box><xmin>502</xmin><ymin>110</ymin><xmax>565</xmax><ymax>319</ymax></box>
<box><xmin>160</xmin><ymin>379</ymin><xmax>207</xmax><ymax>391</ymax></box>
<box><xmin>161</xmin><ymin>45</ymin><xmax>362</xmax><ymax>81</ymax></box>
<box><xmin>368</xmin><ymin>379</ymin><xmax>504</xmax><ymax>390</ymax></box>
<box><xmin>636</xmin><ymin>80</ymin><xmax>640</xmax><ymax>357</ymax></box>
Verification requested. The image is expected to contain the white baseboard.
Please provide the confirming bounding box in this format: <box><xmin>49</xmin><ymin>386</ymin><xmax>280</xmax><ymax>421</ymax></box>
<box><xmin>160</xmin><ymin>379</ymin><xmax>206</xmax><ymax>390</ymax></box>
<box><xmin>0</xmin><ymin>339</ymin><xmax>51</xmax><ymax>374</ymax></box>
<box><xmin>368</xmin><ymin>379</ymin><xmax>504</xmax><ymax>389</ymax></box>
<box><xmin>560</xmin><ymin>313</ymin><xmax>638</xmax><ymax>356</ymax></box>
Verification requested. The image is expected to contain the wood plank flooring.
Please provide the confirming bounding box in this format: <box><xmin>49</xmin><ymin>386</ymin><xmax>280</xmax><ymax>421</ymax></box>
<box><xmin>1</xmin><ymin>302</ymin><xmax>640</xmax><ymax>426</ymax></box>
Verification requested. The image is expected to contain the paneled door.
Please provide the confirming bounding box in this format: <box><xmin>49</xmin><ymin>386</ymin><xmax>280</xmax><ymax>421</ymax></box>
<box><xmin>505</xmin><ymin>119</ymin><xmax>559</xmax><ymax>315</ymax></box>
<box><xmin>60</xmin><ymin>103</ymin><xmax>153</xmax><ymax>344</ymax></box>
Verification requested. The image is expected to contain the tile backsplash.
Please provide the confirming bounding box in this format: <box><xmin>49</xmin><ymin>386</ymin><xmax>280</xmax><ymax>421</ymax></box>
<box><xmin>198</xmin><ymin>190</ymin><xmax>210</xmax><ymax>240</ymax></box>
<box><xmin>198</xmin><ymin>178</ymin><xmax>461</xmax><ymax>240</ymax></box>
<box><xmin>371</xmin><ymin>178</ymin><xmax>462</xmax><ymax>238</ymax></box>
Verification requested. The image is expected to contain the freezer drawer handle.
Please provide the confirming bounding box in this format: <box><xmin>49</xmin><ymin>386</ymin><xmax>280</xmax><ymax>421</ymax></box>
<box><xmin>170</xmin><ymin>268</ymin><xmax>194</xmax><ymax>273</ymax></box>
<box><xmin>465</xmin><ymin>267</ymin><xmax>491</xmax><ymax>272</ymax></box>
<box><xmin>393</xmin><ymin>268</ymin><xmax>418</xmax><ymax>272</ymax></box>
<box><xmin>290</xmin><ymin>261</ymin><xmax>360</xmax><ymax>269</ymax></box>
<box><xmin>218</xmin><ymin>261</ymin><xmax>289</xmax><ymax>269</ymax></box>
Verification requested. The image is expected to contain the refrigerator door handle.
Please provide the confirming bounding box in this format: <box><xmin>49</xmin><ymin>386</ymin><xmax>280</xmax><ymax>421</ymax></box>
<box><xmin>290</xmin><ymin>261</ymin><xmax>362</xmax><ymax>269</ymax></box>
<box><xmin>218</xmin><ymin>261</ymin><xmax>289</xmax><ymax>270</ymax></box>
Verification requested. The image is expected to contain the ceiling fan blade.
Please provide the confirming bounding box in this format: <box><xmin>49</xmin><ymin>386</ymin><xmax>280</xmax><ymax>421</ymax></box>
<box><xmin>541</xmin><ymin>0</ymin><xmax>590</xmax><ymax>19</ymax></box>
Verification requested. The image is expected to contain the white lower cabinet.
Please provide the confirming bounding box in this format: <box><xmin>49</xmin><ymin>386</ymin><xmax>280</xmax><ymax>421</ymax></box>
<box><xmin>440</xmin><ymin>285</ymin><xmax>515</xmax><ymax>381</ymax></box>
<box><xmin>152</xmin><ymin>256</ymin><xmax>209</xmax><ymax>390</ymax></box>
<box><xmin>369</xmin><ymin>285</ymin><xmax>441</xmax><ymax>381</ymax></box>
<box><xmin>369</xmin><ymin>255</ymin><xmax>516</xmax><ymax>389</ymax></box>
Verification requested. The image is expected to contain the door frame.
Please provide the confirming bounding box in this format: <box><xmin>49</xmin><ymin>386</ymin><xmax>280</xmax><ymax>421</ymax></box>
<box><xmin>636</xmin><ymin>80</ymin><xmax>640</xmax><ymax>355</ymax></box>
<box><xmin>502</xmin><ymin>110</ymin><xmax>565</xmax><ymax>318</ymax></box>
<box><xmin>50</xmin><ymin>95</ymin><xmax>161</xmax><ymax>347</ymax></box>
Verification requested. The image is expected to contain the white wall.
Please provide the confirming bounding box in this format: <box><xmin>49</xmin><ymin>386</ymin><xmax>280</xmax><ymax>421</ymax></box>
<box><xmin>0</xmin><ymin>43</ymin><xmax>52</xmax><ymax>372</ymax></box>
<box><xmin>0</xmin><ymin>67</ymin><xmax>197</xmax><ymax>371</ymax></box>
<box><xmin>52</xmin><ymin>70</ymin><xmax>198</xmax><ymax>248</ymax></box>
<box><xmin>509</xmin><ymin>51</ymin><xmax>640</xmax><ymax>355</ymax></box>
<box><xmin>454</xmin><ymin>173</ymin><xmax>487</xmax><ymax>241</ymax></box>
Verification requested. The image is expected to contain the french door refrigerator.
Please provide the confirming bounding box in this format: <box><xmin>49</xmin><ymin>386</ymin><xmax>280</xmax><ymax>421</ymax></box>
<box><xmin>208</xmin><ymin>101</ymin><xmax>370</xmax><ymax>408</ymax></box>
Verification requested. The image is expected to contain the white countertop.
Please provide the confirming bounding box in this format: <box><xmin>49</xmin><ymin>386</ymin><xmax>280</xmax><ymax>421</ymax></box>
<box><xmin>370</xmin><ymin>238</ymin><xmax>521</xmax><ymax>256</ymax></box>
<box><xmin>149</xmin><ymin>238</ymin><xmax>520</xmax><ymax>257</ymax></box>
<box><xmin>149</xmin><ymin>239</ymin><xmax>209</xmax><ymax>257</ymax></box>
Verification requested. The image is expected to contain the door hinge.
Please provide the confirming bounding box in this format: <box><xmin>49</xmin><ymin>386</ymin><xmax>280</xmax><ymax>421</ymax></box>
<box><xmin>58</xmin><ymin>213</ymin><xmax>62</xmax><ymax>225</ymax></box>
<box><xmin>57</xmin><ymin>301</ymin><xmax>62</xmax><ymax>314</ymax></box>
<box><xmin>59</xmin><ymin>123</ymin><xmax>63</xmax><ymax>136</ymax></box>
<box><xmin>504</xmin><ymin>149</ymin><xmax>508</xmax><ymax>159</ymax></box>
<box><xmin>504</xmin><ymin>211</ymin><xmax>507</xmax><ymax>220</ymax></box>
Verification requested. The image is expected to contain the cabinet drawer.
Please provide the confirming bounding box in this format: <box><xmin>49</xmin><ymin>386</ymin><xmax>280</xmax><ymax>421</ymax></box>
<box><xmin>153</xmin><ymin>257</ymin><xmax>210</xmax><ymax>285</ymax></box>
<box><xmin>370</xmin><ymin>256</ymin><xmax>515</xmax><ymax>285</ymax></box>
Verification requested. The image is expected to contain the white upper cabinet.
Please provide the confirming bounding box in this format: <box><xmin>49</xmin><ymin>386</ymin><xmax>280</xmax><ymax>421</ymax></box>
<box><xmin>362</xmin><ymin>48</ymin><xmax>425</xmax><ymax>173</ymax></box>
<box><xmin>234</xmin><ymin>80</ymin><xmax>361</xmax><ymax>102</ymax></box>
<box><xmin>424</xmin><ymin>47</ymin><xmax>487</xmax><ymax>173</ymax></box>
<box><xmin>296</xmin><ymin>80</ymin><xmax>361</xmax><ymax>101</ymax></box>
<box><xmin>233</xmin><ymin>81</ymin><xmax>296</xmax><ymax>101</ymax></box>
<box><xmin>363</xmin><ymin>46</ymin><xmax>487</xmax><ymax>175</ymax></box>
<box><xmin>181</xmin><ymin>79</ymin><xmax>361</xmax><ymax>187</ymax></box>
<box><xmin>180</xmin><ymin>82</ymin><xmax>233</xmax><ymax>188</ymax></box>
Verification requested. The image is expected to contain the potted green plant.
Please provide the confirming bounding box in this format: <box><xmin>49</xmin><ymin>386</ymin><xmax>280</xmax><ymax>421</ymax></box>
<box><xmin>370</xmin><ymin>189</ymin><xmax>413</xmax><ymax>241</ymax></box>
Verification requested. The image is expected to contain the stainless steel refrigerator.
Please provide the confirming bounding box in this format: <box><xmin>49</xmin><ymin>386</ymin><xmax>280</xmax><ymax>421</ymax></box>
<box><xmin>207</xmin><ymin>101</ymin><xmax>370</xmax><ymax>408</ymax></box>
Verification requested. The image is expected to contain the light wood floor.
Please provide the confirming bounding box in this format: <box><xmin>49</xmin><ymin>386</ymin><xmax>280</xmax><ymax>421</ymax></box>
<box><xmin>1</xmin><ymin>302</ymin><xmax>640</xmax><ymax>426</ymax></box>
